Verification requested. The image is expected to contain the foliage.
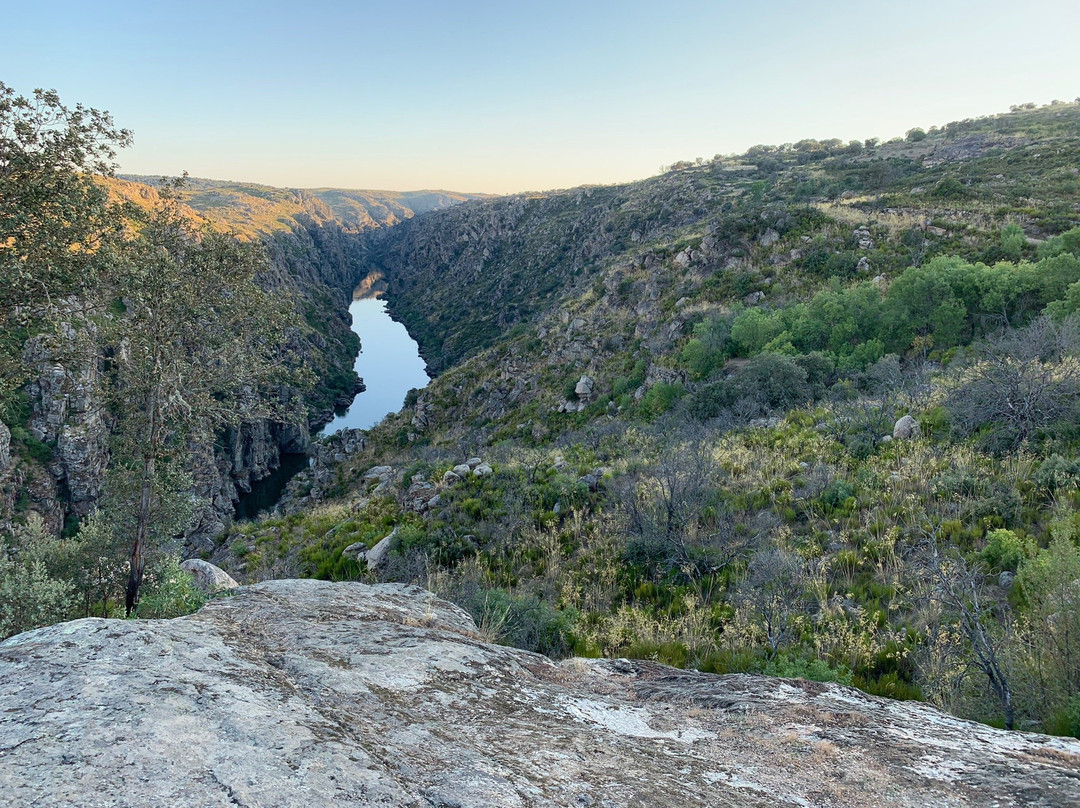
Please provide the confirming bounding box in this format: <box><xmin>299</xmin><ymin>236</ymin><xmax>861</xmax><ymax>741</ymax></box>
<box><xmin>0</xmin><ymin>514</ymin><xmax>78</xmax><ymax>640</ymax></box>
<box><xmin>134</xmin><ymin>556</ymin><xmax>206</xmax><ymax>619</ymax></box>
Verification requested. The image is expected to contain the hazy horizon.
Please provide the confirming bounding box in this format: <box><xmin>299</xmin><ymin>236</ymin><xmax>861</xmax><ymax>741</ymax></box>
<box><xmin>5</xmin><ymin>0</ymin><xmax>1079</xmax><ymax>195</ymax></box>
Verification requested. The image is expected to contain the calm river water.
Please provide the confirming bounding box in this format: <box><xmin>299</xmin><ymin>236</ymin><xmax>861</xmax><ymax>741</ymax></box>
<box><xmin>235</xmin><ymin>283</ymin><xmax>429</xmax><ymax>519</ymax></box>
<box><xmin>319</xmin><ymin>291</ymin><xmax>430</xmax><ymax>434</ymax></box>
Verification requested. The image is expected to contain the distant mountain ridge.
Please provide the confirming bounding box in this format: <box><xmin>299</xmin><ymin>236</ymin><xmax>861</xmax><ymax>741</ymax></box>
<box><xmin>119</xmin><ymin>174</ymin><xmax>490</xmax><ymax>237</ymax></box>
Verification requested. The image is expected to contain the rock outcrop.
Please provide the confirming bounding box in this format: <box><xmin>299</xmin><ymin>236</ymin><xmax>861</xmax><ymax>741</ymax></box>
<box><xmin>177</xmin><ymin>559</ymin><xmax>239</xmax><ymax>593</ymax></box>
<box><xmin>893</xmin><ymin>414</ymin><xmax>922</xmax><ymax>440</ymax></box>
<box><xmin>2</xmin><ymin>580</ymin><xmax>1078</xmax><ymax>807</ymax></box>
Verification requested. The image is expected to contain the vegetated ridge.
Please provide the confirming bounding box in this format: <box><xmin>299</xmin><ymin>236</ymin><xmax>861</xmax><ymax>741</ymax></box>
<box><xmin>219</xmin><ymin>100</ymin><xmax>1080</xmax><ymax>740</ymax></box>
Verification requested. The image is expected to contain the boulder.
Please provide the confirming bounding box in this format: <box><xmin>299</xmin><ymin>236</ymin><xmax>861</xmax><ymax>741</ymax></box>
<box><xmin>366</xmin><ymin>530</ymin><xmax>395</xmax><ymax>568</ymax></box>
<box><xmin>466</xmin><ymin>457</ymin><xmax>483</xmax><ymax>469</ymax></box>
<box><xmin>574</xmin><ymin>375</ymin><xmax>595</xmax><ymax>399</ymax></box>
<box><xmin>452</xmin><ymin>463</ymin><xmax>472</xmax><ymax>477</ymax></box>
<box><xmin>2</xmin><ymin>580</ymin><xmax>1077</xmax><ymax>808</ymax></box>
<box><xmin>362</xmin><ymin>465</ymin><xmax>394</xmax><ymax>483</ymax></box>
<box><xmin>177</xmin><ymin>559</ymin><xmax>239</xmax><ymax>593</ymax></box>
<box><xmin>472</xmin><ymin>463</ymin><xmax>494</xmax><ymax>477</ymax></box>
<box><xmin>999</xmin><ymin>570</ymin><xmax>1016</xmax><ymax>590</ymax></box>
<box><xmin>759</xmin><ymin>228</ymin><xmax>780</xmax><ymax>246</ymax></box>
<box><xmin>343</xmin><ymin>528</ymin><xmax>396</xmax><ymax>569</ymax></box>
<box><xmin>893</xmin><ymin>415</ymin><xmax>921</xmax><ymax>441</ymax></box>
<box><xmin>442</xmin><ymin>470</ymin><xmax>461</xmax><ymax>485</ymax></box>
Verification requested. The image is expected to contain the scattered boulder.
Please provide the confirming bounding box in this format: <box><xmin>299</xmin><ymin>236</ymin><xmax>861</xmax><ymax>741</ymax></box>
<box><xmin>744</xmin><ymin>290</ymin><xmax>766</xmax><ymax>305</ymax></box>
<box><xmin>759</xmin><ymin>228</ymin><xmax>780</xmax><ymax>246</ymax></box>
<box><xmin>893</xmin><ymin>415</ymin><xmax>921</xmax><ymax>441</ymax></box>
<box><xmin>574</xmin><ymin>375</ymin><xmax>595</xmax><ymax>400</ymax></box>
<box><xmin>853</xmin><ymin>226</ymin><xmax>875</xmax><ymax>250</ymax></box>
<box><xmin>466</xmin><ymin>457</ymin><xmax>483</xmax><ymax>469</ymax></box>
<box><xmin>452</xmin><ymin>463</ymin><xmax>472</xmax><ymax>477</ymax></box>
<box><xmin>366</xmin><ymin>529</ymin><xmax>396</xmax><ymax>568</ymax></box>
<box><xmin>857</xmin><ymin>256</ymin><xmax>872</xmax><ymax>273</ymax></box>
<box><xmin>178</xmin><ymin>559</ymin><xmax>239</xmax><ymax>594</ymax></box>
<box><xmin>473</xmin><ymin>463</ymin><xmax>493</xmax><ymax>477</ymax></box>
<box><xmin>362</xmin><ymin>466</ymin><xmax>394</xmax><ymax>483</ymax></box>
<box><xmin>999</xmin><ymin>571</ymin><xmax>1016</xmax><ymax>590</ymax></box>
<box><xmin>442</xmin><ymin>470</ymin><xmax>461</xmax><ymax>485</ymax></box>
<box><xmin>344</xmin><ymin>528</ymin><xmax>396</xmax><ymax>570</ymax></box>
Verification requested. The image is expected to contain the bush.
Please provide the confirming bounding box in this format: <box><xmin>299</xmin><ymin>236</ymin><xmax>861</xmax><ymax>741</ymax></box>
<box><xmin>763</xmin><ymin>653</ymin><xmax>854</xmax><ymax>685</ymax></box>
<box><xmin>980</xmin><ymin>529</ymin><xmax>1032</xmax><ymax>572</ymax></box>
<box><xmin>135</xmin><ymin>556</ymin><xmax>207</xmax><ymax>619</ymax></box>
<box><xmin>469</xmin><ymin>588</ymin><xmax>577</xmax><ymax>657</ymax></box>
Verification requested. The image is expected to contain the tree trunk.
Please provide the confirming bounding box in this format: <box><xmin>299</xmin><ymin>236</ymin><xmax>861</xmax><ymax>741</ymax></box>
<box><xmin>125</xmin><ymin>451</ymin><xmax>155</xmax><ymax>617</ymax></box>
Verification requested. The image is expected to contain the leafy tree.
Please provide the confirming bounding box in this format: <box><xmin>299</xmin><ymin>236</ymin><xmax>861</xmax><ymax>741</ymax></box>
<box><xmin>101</xmin><ymin>188</ymin><xmax>309</xmax><ymax>614</ymax></box>
<box><xmin>1015</xmin><ymin>521</ymin><xmax>1080</xmax><ymax>728</ymax></box>
<box><xmin>0</xmin><ymin>83</ymin><xmax>130</xmax><ymax>401</ymax></box>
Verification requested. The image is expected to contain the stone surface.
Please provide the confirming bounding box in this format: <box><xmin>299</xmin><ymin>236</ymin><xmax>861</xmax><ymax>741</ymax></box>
<box><xmin>2</xmin><ymin>580</ymin><xmax>1079</xmax><ymax>807</ymax></box>
<box><xmin>0</xmin><ymin>421</ymin><xmax>10</xmax><ymax>471</ymax></box>
<box><xmin>343</xmin><ymin>529</ymin><xmax>395</xmax><ymax>569</ymax></box>
<box><xmin>893</xmin><ymin>414</ymin><xmax>922</xmax><ymax>440</ymax></box>
<box><xmin>177</xmin><ymin>559</ymin><xmax>239</xmax><ymax>593</ymax></box>
<box><xmin>574</xmin><ymin>374</ymin><xmax>595</xmax><ymax>399</ymax></box>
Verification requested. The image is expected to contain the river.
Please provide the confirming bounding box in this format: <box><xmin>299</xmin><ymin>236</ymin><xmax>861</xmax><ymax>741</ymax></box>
<box><xmin>319</xmin><ymin>279</ymin><xmax>430</xmax><ymax>434</ymax></box>
<box><xmin>235</xmin><ymin>276</ymin><xmax>429</xmax><ymax>519</ymax></box>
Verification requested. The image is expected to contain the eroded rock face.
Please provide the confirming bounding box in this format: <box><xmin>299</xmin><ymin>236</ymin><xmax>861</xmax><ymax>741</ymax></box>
<box><xmin>1</xmin><ymin>580</ymin><xmax>1078</xmax><ymax>808</ymax></box>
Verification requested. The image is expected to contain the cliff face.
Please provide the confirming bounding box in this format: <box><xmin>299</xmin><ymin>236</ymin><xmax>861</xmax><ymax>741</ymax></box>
<box><xmin>1</xmin><ymin>580</ymin><xmax>1077</xmax><ymax>808</ymax></box>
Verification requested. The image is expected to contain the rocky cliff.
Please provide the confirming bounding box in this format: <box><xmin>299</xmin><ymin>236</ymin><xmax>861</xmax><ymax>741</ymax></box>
<box><xmin>2</xmin><ymin>580</ymin><xmax>1077</xmax><ymax>807</ymax></box>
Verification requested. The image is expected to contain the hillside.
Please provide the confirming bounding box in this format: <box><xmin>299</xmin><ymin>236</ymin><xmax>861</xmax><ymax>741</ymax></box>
<box><xmin>215</xmin><ymin>100</ymin><xmax>1080</xmax><ymax>739</ymax></box>
<box><xmin>120</xmin><ymin>175</ymin><xmax>488</xmax><ymax>237</ymax></box>
<box><xmin>3</xmin><ymin>580</ymin><xmax>1078</xmax><ymax>807</ymax></box>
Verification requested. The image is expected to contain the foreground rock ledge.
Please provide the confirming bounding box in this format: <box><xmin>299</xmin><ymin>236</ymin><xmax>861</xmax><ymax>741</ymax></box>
<box><xmin>1</xmin><ymin>581</ymin><xmax>1078</xmax><ymax>807</ymax></box>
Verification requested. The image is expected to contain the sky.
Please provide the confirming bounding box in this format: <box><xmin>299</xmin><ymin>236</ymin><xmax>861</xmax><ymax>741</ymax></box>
<box><xmin>3</xmin><ymin>0</ymin><xmax>1079</xmax><ymax>194</ymax></box>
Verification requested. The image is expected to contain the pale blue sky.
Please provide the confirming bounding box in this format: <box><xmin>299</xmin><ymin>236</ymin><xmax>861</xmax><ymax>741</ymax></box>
<box><xmin>3</xmin><ymin>1</ymin><xmax>1078</xmax><ymax>193</ymax></box>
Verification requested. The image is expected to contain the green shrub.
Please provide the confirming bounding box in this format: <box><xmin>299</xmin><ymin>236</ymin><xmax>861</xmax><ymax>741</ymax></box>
<box><xmin>762</xmin><ymin>653</ymin><xmax>854</xmax><ymax>685</ymax></box>
<box><xmin>135</xmin><ymin>556</ymin><xmax>207</xmax><ymax>619</ymax></box>
<box><xmin>981</xmin><ymin>529</ymin><xmax>1033</xmax><ymax>572</ymax></box>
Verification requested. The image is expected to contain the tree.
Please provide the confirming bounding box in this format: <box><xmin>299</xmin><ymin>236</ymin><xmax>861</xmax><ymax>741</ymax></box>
<box><xmin>623</xmin><ymin>420</ymin><xmax>755</xmax><ymax>584</ymax></box>
<box><xmin>917</xmin><ymin>536</ymin><xmax>1018</xmax><ymax>729</ymax></box>
<box><xmin>734</xmin><ymin>547</ymin><xmax>807</xmax><ymax>659</ymax></box>
<box><xmin>946</xmin><ymin>315</ymin><xmax>1080</xmax><ymax>451</ymax></box>
<box><xmin>0</xmin><ymin>514</ymin><xmax>78</xmax><ymax>639</ymax></box>
<box><xmin>101</xmin><ymin>187</ymin><xmax>307</xmax><ymax>614</ymax></box>
<box><xmin>1015</xmin><ymin>521</ymin><xmax>1080</xmax><ymax>727</ymax></box>
<box><xmin>0</xmin><ymin>83</ymin><xmax>130</xmax><ymax>401</ymax></box>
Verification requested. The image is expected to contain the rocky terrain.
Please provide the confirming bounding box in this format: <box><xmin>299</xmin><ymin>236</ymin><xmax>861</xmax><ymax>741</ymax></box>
<box><xmin>2</xmin><ymin>580</ymin><xmax>1078</xmax><ymax>807</ymax></box>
